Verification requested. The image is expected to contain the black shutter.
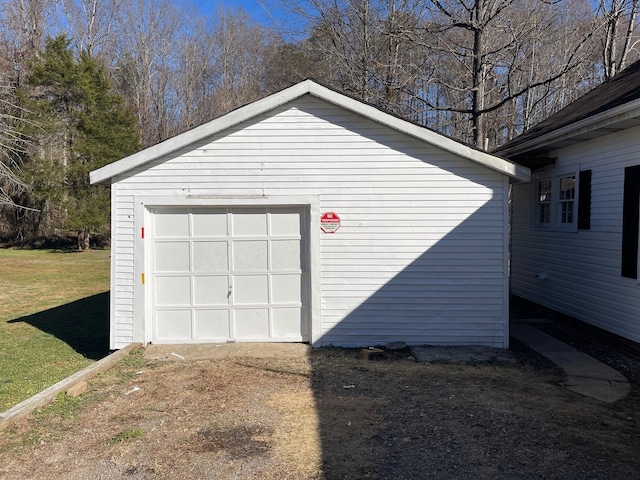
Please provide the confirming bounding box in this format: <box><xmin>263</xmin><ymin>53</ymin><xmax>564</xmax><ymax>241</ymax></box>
<box><xmin>578</xmin><ymin>170</ymin><xmax>592</xmax><ymax>230</ymax></box>
<box><xmin>621</xmin><ymin>165</ymin><xmax>640</xmax><ymax>279</ymax></box>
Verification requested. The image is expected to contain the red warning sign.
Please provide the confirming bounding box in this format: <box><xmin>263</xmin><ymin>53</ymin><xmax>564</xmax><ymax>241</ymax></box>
<box><xmin>320</xmin><ymin>212</ymin><xmax>341</xmax><ymax>233</ymax></box>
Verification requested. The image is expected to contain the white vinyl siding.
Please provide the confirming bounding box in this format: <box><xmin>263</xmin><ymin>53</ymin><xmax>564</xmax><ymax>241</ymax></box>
<box><xmin>110</xmin><ymin>95</ymin><xmax>508</xmax><ymax>348</ymax></box>
<box><xmin>110</xmin><ymin>185</ymin><xmax>136</xmax><ymax>349</ymax></box>
<box><xmin>511</xmin><ymin>125</ymin><xmax>640</xmax><ymax>343</ymax></box>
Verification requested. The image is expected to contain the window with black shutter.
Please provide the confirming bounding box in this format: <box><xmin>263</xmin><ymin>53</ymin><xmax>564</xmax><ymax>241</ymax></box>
<box><xmin>621</xmin><ymin>165</ymin><xmax>640</xmax><ymax>279</ymax></box>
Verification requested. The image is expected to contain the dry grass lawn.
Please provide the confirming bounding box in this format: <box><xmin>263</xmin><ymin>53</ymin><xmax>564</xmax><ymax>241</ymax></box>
<box><xmin>0</xmin><ymin>345</ymin><xmax>639</xmax><ymax>479</ymax></box>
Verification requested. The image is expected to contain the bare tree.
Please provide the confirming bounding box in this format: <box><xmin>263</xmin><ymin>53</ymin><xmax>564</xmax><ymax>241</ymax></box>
<box><xmin>0</xmin><ymin>0</ymin><xmax>54</xmax><ymax>215</ymax></box>
<box><xmin>410</xmin><ymin>0</ymin><xmax>597</xmax><ymax>148</ymax></box>
<box><xmin>0</xmin><ymin>0</ymin><xmax>53</xmax><ymax>53</ymax></box>
<box><xmin>0</xmin><ymin>0</ymin><xmax>58</xmax><ymax>88</ymax></box>
<box><xmin>206</xmin><ymin>7</ymin><xmax>276</xmax><ymax>118</ymax></box>
<box><xmin>289</xmin><ymin>1</ymin><xmax>430</xmax><ymax>120</ymax></box>
<box><xmin>62</xmin><ymin>0</ymin><xmax>123</xmax><ymax>63</ymax></box>
<box><xmin>0</xmin><ymin>140</ymin><xmax>24</xmax><ymax>200</ymax></box>
<box><xmin>597</xmin><ymin>0</ymin><xmax>640</xmax><ymax>79</ymax></box>
<box><xmin>172</xmin><ymin>15</ymin><xmax>211</xmax><ymax>131</ymax></box>
<box><xmin>111</xmin><ymin>0</ymin><xmax>182</xmax><ymax>146</ymax></box>
<box><xmin>263</xmin><ymin>41</ymin><xmax>320</xmax><ymax>91</ymax></box>
<box><xmin>497</xmin><ymin>0</ymin><xmax>600</xmax><ymax>141</ymax></box>
<box><xmin>284</xmin><ymin>0</ymin><xmax>601</xmax><ymax>148</ymax></box>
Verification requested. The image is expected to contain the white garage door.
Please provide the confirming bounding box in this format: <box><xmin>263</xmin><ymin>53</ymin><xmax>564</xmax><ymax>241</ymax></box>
<box><xmin>149</xmin><ymin>207</ymin><xmax>308</xmax><ymax>343</ymax></box>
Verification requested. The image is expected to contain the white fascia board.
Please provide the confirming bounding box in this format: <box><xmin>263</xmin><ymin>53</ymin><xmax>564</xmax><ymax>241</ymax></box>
<box><xmin>90</xmin><ymin>81</ymin><xmax>316</xmax><ymax>184</ymax></box>
<box><xmin>91</xmin><ymin>79</ymin><xmax>530</xmax><ymax>184</ymax></box>
<box><xmin>306</xmin><ymin>82</ymin><xmax>530</xmax><ymax>182</ymax></box>
<box><xmin>500</xmin><ymin>99</ymin><xmax>640</xmax><ymax>158</ymax></box>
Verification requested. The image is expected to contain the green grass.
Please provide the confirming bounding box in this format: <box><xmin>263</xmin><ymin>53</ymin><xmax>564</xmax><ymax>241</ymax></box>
<box><xmin>0</xmin><ymin>248</ymin><xmax>110</xmax><ymax>411</ymax></box>
<box><xmin>106</xmin><ymin>427</ymin><xmax>144</xmax><ymax>446</ymax></box>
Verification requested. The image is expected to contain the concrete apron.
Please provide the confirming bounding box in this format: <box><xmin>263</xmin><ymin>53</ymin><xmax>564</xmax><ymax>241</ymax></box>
<box><xmin>511</xmin><ymin>324</ymin><xmax>631</xmax><ymax>403</ymax></box>
<box><xmin>144</xmin><ymin>342</ymin><xmax>312</xmax><ymax>361</ymax></box>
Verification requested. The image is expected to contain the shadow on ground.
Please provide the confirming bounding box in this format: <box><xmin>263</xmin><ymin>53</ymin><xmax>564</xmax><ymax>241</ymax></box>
<box><xmin>308</xmin><ymin>348</ymin><xmax>640</xmax><ymax>479</ymax></box>
<box><xmin>8</xmin><ymin>292</ymin><xmax>110</xmax><ymax>360</ymax></box>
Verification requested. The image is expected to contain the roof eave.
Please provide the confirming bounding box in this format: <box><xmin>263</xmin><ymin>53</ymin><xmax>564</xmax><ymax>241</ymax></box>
<box><xmin>498</xmin><ymin>98</ymin><xmax>640</xmax><ymax>158</ymax></box>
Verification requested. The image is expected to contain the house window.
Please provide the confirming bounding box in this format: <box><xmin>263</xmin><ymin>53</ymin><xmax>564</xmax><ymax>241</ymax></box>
<box><xmin>536</xmin><ymin>178</ymin><xmax>552</xmax><ymax>226</ymax></box>
<box><xmin>558</xmin><ymin>175</ymin><xmax>576</xmax><ymax>225</ymax></box>
<box><xmin>532</xmin><ymin>170</ymin><xmax>587</xmax><ymax>230</ymax></box>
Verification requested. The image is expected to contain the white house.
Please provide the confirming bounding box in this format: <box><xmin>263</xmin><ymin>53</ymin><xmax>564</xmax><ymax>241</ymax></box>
<box><xmin>91</xmin><ymin>80</ymin><xmax>529</xmax><ymax>350</ymax></box>
<box><xmin>496</xmin><ymin>60</ymin><xmax>640</xmax><ymax>347</ymax></box>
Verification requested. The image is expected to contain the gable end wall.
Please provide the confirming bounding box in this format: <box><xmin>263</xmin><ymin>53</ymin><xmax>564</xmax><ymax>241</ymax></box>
<box><xmin>110</xmin><ymin>96</ymin><xmax>508</xmax><ymax>348</ymax></box>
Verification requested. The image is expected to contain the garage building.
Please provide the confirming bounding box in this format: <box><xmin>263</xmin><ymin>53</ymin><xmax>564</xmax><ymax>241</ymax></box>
<box><xmin>90</xmin><ymin>80</ymin><xmax>529</xmax><ymax>349</ymax></box>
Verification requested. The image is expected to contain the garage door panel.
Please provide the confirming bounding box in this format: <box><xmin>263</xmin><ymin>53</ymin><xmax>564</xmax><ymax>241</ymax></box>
<box><xmin>156</xmin><ymin>276</ymin><xmax>191</xmax><ymax>305</ymax></box>
<box><xmin>156</xmin><ymin>310</ymin><xmax>192</xmax><ymax>340</ymax></box>
<box><xmin>272</xmin><ymin>274</ymin><xmax>302</xmax><ymax>303</ymax></box>
<box><xmin>233</xmin><ymin>240</ymin><xmax>268</xmax><ymax>271</ymax></box>
<box><xmin>232</xmin><ymin>209</ymin><xmax>268</xmax><ymax>236</ymax></box>
<box><xmin>155</xmin><ymin>242</ymin><xmax>190</xmax><ymax>272</ymax></box>
<box><xmin>234</xmin><ymin>275</ymin><xmax>269</xmax><ymax>304</ymax></box>
<box><xmin>155</xmin><ymin>210</ymin><xmax>189</xmax><ymax>237</ymax></box>
<box><xmin>270</xmin><ymin>209</ymin><xmax>302</xmax><ymax>236</ymax></box>
<box><xmin>235</xmin><ymin>308</ymin><xmax>269</xmax><ymax>338</ymax></box>
<box><xmin>271</xmin><ymin>240</ymin><xmax>301</xmax><ymax>271</ymax></box>
<box><xmin>192</xmin><ymin>209</ymin><xmax>227</xmax><ymax>237</ymax></box>
<box><xmin>193</xmin><ymin>241</ymin><xmax>228</xmax><ymax>273</ymax></box>
<box><xmin>194</xmin><ymin>309</ymin><xmax>230</xmax><ymax>339</ymax></box>
<box><xmin>151</xmin><ymin>206</ymin><xmax>307</xmax><ymax>343</ymax></box>
<box><xmin>193</xmin><ymin>276</ymin><xmax>229</xmax><ymax>305</ymax></box>
<box><xmin>272</xmin><ymin>308</ymin><xmax>305</xmax><ymax>336</ymax></box>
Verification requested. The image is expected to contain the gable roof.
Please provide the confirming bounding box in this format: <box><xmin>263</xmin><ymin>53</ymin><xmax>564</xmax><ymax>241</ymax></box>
<box><xmin>495</xmin><ymin>60</ymin><xmax>640</xmax><ymax>167</ymax></box>
<box><xmin>90</xmin><ymin>80</ymin><xmax>529</xmax><ymax>184</ymax></box>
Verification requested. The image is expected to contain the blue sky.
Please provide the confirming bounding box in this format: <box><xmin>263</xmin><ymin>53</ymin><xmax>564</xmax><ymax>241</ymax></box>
<box><xmin>192</xmin><ymin>0</ymin><xmax>287</xmax><ymax>26</ymax></box>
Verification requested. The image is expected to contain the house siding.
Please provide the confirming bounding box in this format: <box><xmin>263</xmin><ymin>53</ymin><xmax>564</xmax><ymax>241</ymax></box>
<box><xmin>111</xmin><ymin>95</ymin><xmax>508</xmax><ymax>348</ymax></box>
<box><xmin>511</xmin><ymin>125</ymin><xmax>640</xmax><ymax>343</ymax></box>
<box><xmin>111</xmin><ymin>187</ymin><xmax>136</xmax><ymax>350</ymax></box>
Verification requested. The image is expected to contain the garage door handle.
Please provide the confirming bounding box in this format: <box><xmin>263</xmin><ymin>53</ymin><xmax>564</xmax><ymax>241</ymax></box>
<box><xmin>227</xmin><ymin>286</ymin><xmax>232</xmax><ymax>299</ymax></box>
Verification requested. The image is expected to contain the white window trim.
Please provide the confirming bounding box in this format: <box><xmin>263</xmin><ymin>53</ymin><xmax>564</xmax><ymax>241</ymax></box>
<box><xmin>555</xmin><ymin>172</ymin><xmax>578</xmax><ymax>231</ymax></box>
<box><xmin>132</xmin><ymin>195</ymin><xmax>322</xmax><ymax>346</ymax></box>
<box><xmin>531</xmin><ymin>168</ymin><xmax>579</xmax><ymax>232</ymax></box>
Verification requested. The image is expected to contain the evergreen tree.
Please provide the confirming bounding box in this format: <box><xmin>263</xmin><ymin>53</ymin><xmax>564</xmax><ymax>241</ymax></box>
<box><xmin>11</xmin><ymin>36</ymin><xmax>75</xmax><ymax>241</ymax></box>
<box><xmin>67</xmin><ymin>50</ymin><xmax>140</xmax><ymax>250</ymax></box>
<box><xmin>19</xmin><ymin>35</ymin><xmax>139</xmax><ymax>249</ymax></box>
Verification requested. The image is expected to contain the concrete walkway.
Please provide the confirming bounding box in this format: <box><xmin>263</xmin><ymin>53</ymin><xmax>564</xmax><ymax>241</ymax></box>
<box><xmin>511</xmin><ymin>324</ymin><xmax>630</xmax><ymax>403</ymax></box>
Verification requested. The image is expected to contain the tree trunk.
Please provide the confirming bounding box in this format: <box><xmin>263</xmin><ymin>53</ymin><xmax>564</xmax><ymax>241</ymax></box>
<box><xmin>471</xmin><ymin>3</ymin><xmax>486</xmax><ymax>149</ymax></box>
<box><xmin>78</xmin><ymin>229</ymin><xmax>91</xmax><ymax>251</ymax></box>
<box><xmin>619</xmin><ymin>0</ymin><xmax>639</xmax><ymax>72</ymax></box>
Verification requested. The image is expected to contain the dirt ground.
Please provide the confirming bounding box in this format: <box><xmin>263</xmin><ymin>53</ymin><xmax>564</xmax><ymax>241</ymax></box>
<box><xmin>0</xmin><ymin>340</ymin><xmax>639</xmax><ymax>480</ymax></box>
